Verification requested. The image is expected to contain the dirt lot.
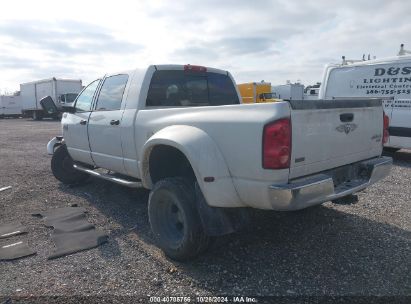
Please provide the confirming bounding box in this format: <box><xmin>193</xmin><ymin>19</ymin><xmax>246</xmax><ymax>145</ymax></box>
<box><xmin>0</xmin><ymin>119</ymin><xmax>410</xmax><ymax>302</ymax></box>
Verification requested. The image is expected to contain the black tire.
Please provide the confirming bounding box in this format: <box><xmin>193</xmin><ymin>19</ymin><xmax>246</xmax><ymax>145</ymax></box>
<box><xmin>51</xmin><ymin>145</ymin><xmax>89</xmax><ymax>185</ymax></box>
<box><xmin>148</xmin><ymin>177</ymin><xmax>211</xmax><ymax>261</ymax></box>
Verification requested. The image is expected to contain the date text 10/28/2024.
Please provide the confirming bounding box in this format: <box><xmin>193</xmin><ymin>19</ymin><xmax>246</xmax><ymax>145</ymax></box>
<box><xmin>149</xmin><ymin>296</ymin><xmax>258</xmax><ymax>303</ymax></box>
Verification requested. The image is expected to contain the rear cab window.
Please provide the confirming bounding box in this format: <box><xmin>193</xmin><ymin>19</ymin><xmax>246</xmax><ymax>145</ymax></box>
<box><xmin>146</xmin><ymin>70</ymin><xmax>239</xmax><ymax>107</ymax></box>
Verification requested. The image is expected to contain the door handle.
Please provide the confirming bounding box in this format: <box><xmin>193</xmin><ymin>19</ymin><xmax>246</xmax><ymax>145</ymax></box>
<box><xmin>79</xmin><ymin>120</ymin><xmax>87</xmax><ymax>125</ymax></box>
<box><xmin>340</xmin><ymin>113</ymin><xmax>354</xmax><ymax>122</ymax></box>
<box><xmin>110</xmin><ymin>119</ymin><xmax>120</xmax><ymax>125</ymax></box>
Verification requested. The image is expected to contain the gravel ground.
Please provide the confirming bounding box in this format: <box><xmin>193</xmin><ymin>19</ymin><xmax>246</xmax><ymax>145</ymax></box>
<box><xmin>0</xmin><ymin>119</ymin><xmax>410</xmax><ymax>302</ymax></box>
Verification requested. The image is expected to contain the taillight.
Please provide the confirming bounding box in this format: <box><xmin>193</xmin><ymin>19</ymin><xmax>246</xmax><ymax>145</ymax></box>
<box><xmin>383</xmin><ymin>112</ymin><xmax>389</xmax><ymax>144</ymax></box>
<box><xmin>263</xmin><ymin>118</ymin><xmax>291</xmax><ymax>169</ymax></box>
<box><xmin>184</xmin><ymin>64</ymin><xmax>207</xmax><ymax>72</ymax></box>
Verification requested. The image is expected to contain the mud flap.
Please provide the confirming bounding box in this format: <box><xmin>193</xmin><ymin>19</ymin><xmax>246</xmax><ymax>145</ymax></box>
<box><xmin>194</xmin><ymin>183</ymin><xmax>250</xmax><ymax>236</ymax></box>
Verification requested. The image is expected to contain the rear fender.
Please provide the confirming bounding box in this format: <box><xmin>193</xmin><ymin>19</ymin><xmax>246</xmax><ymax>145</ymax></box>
<box><xmin>141</xmin><ymin>125</ymin><xmax>244</xmax><ymax>208</ymax></box>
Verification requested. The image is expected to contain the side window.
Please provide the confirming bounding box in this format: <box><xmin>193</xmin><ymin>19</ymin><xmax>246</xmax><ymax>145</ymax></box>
<box><xmin>75</xmin><ymin>79</ymin><xmax>100</xmax><ymax>112</ymax></box>
<box><xmin>146</xmin><ymin>71</ymin><xmax>239</xmax><ymax>107</ymax></box>
<box><xmin>95</xmin><ymin>74</ymin><xmax>129</xmax><ymax>111</ymax></box>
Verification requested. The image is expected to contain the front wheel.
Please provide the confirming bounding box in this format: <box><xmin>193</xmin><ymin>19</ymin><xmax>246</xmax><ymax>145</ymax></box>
<box><xmin>51</xmin><ymin>145</ymin><xmax>89</xmax><ymax>185</ymax></box>
<box><xmin>148</xmin><ymin>177</ymin><xmax>211</xmax><ymax>261</ymax></box>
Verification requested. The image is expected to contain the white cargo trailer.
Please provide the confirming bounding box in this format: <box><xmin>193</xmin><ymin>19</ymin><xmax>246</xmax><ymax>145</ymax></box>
<box><xmin>0</xmin><ymin>95</ymin><xmax>22</xmax><ymax>118</ymax></box>
<box><xmin>271</xmin><ymin>83</ymin><xmax>304</xmax><ymax>100</ymax></box>
<box><xmin>20</xmin><ymin>78</ymin><xmax>82</xmax><ymax>120</ymax></box>
<box><xmin>319</xmin><ymin>45</ymin><xmax>411</xmax><ymax>151</ymax></box>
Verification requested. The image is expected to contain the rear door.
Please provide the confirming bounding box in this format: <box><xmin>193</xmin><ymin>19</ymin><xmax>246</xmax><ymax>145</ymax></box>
<box><xmin>87</xmin><ymin>74</ymin><xmax>129</xmax><ymax>173</ymax></box>
<box><xmin>63</xmin><ymin>79</ymin><xmax>101</xmax><ymax>165</ymax></box>
<box><xmin>3</xmin><ymin>96</ymin><xmax>21</xmax><ymax>115</ymax></box>
<box><xmin>289</xmin><ymin>99</ymin><xmax>383</xmax><ymax>179</ymax></box>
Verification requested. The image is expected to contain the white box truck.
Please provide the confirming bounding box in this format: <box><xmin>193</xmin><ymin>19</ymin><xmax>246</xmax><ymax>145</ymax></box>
<box><xmin>271</xmin><ymin>83</ymin><xmax>304</xmax><ymax>100</ymax></box>
<box><xmin>0</xmin><ymin>94</ymin><xmax>22</xmax><ymax>118</ymax></box>
<box><xmin>20</xmin><ymin>78</ymin><xmax>82</xmax><ymax>120</ymax></box>
<box><xmin>319</xmin><ymin>44</ymin><xmax>411</xmax><ymax>151</ymax></box>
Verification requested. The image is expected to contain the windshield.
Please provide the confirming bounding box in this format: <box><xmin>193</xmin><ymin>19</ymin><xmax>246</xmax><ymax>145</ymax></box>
<box><xmin>260</xmin><ymin>93</ymin><xmax>275</xmax><ymax>99</ymax></box>
<box><xmin>65</xmin><ymin>93</ymin><xmax>78</xmax><ymax>103</ymax></box>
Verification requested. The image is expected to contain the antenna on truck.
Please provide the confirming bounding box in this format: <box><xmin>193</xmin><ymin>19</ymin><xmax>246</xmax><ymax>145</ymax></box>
<box><xmin>398</xmin><ymin>44</ymin><xmax>411</xmax><ymax>56</ymax></box>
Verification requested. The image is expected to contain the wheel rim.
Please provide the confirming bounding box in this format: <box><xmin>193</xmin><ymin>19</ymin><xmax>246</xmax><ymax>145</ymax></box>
<box><xmin>153</xmin><ymin>191</ymin><xmax>186</xmax><ymax>249</ymax></box>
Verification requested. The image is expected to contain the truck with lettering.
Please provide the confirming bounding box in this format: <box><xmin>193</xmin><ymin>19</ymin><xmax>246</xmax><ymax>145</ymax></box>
<box><xmin>319</xmin><ymin>45</ymin><xmax>411</xmax><ymax>151</ymax></box>
<box><xmin>42</xmin><ymin>64</ymin><xmax>392</xmax><ymax>261</ymax></box>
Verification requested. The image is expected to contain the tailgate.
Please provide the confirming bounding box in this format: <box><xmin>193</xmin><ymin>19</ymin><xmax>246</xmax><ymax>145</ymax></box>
<box><xmin>289</xmin><ymin>99</ymin><xmax>383</xmax><ymax>179</ymax></box>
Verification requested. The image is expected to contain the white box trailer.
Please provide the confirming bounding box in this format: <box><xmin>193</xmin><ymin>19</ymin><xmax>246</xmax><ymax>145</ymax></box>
<box><xmin>0</xmin><ymin>95</ymin><xmax>22</xmax><ymax>117</ymax></box>
<box><xmin>20</xmin><ymin>78</ymin><xmax>82</xmax><ymax>120</ymax></box>
<box><xmin>319</xmin><ymin>47</ymin><xmax>411</xmax><ymax>151</ymax></box>
<box><xmin>271</xmin><ymin>83</ymin><xmax>304</xmax><ymax>100</ymax></box>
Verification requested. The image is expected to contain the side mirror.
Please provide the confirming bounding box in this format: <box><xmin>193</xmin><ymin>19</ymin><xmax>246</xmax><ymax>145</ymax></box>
<box><xmin>61</xmin><ymin>104</ymin><xmax>76</xmax><ymax>113</ymax></box>
<box><xmin>40</xmin><ymin>96</ymin><xmax>58</xmax><ymax>115</ymax></box>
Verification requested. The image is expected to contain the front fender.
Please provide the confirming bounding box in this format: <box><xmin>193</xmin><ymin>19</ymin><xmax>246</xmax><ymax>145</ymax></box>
<box><xmin>47</xmin><ymin>136</ymin><xmax>63</xmax><ymax>155</ymax></box>
<box><xmin>141</xmin><ymin>125</ymin><xmax>244</xmax><ymax>208</ymax></box>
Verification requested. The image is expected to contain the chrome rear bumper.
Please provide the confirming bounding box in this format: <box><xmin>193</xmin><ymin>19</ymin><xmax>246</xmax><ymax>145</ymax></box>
<box><xmin>269</xmin><ymin>157</ymin><xmax>392</xmax><ymax>210</ymax></box>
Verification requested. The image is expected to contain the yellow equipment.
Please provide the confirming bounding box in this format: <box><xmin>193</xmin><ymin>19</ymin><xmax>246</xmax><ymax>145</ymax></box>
<box><xmin>237</xmin><ymin>82</ymin><xmax>279</xmax><ymax>103</ymax></box>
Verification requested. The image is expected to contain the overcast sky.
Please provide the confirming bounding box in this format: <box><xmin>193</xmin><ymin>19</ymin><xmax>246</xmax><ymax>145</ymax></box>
<box><xmin>0</xmin><ymin>0</ymin><xmax>410</xmax><ymax>92</ymax></box>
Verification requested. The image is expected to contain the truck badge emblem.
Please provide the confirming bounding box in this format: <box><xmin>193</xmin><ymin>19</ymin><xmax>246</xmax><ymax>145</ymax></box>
<box><xmin>336</xmin><ymin>123</ymin><xmax>357</xmax><ymax>134</ymax></box>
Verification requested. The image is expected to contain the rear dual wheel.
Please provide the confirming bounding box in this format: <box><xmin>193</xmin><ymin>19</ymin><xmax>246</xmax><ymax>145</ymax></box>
<box><xmin>148</xmin><ymin>177</ymin><xmax>211</xmax><ymax>261</ymax></box>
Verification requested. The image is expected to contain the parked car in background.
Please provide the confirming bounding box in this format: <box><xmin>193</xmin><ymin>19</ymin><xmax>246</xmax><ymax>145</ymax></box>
<box><xmin>304</xmin><ymin>83</ymin><xmax>321</xmax><ymax>100</ymax></box>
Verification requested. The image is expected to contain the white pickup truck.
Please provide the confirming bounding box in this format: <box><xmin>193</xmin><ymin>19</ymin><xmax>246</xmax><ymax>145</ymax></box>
<box><xmin>43</xmin><ymin>64</ymin><xmax>392</xmax><ymax>260</ymax></box>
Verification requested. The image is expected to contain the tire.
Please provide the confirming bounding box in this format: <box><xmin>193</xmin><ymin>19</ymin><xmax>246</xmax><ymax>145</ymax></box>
<box><xmin>51</xmin><ymin>145</ymin><xmax>89</xmax><ymax>185</ymax></box>
<box><xmin>148</xmin><ymin>177</ymin><xmax>211</xmax><ymax>261</ymax></box>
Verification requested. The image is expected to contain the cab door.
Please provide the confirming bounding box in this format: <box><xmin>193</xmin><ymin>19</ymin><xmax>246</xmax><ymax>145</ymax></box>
<box><xmin>87</xmin><ymin>74</ymin><xmax>129</xmax><ymax>173</ymax></box>
<box><xmin>63</xmin><ymin>79</ymin><xmax>101</xmax><ymax>165</ymax></box>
